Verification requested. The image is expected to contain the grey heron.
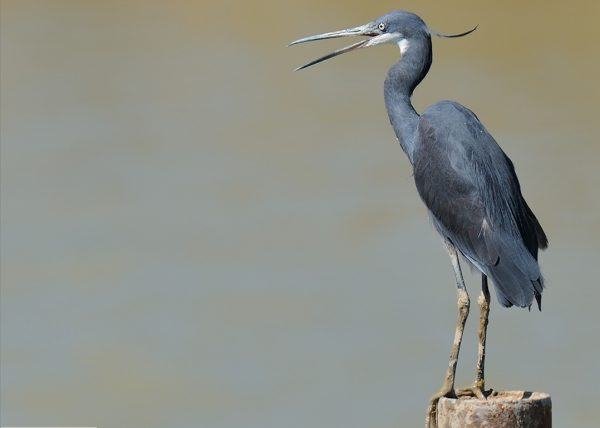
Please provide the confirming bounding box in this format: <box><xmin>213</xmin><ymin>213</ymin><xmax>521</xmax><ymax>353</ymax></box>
<box><xmin>290</xmin><ymin>10</ymin><xmax>548</xmax><ymax>427</ymax></box>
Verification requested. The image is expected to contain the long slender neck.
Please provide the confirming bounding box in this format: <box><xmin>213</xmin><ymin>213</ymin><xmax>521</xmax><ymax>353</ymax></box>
<box><xmin>384</xmin><ymin>36</ymin><xmax>432</xmax><ymax>164</ymax></box>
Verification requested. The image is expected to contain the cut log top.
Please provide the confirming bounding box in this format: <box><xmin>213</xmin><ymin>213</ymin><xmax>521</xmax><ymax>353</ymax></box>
<box><xmin>437</xmin><ymin>390</ymin><xmax>551</xmax><ymax>428</ymax></box>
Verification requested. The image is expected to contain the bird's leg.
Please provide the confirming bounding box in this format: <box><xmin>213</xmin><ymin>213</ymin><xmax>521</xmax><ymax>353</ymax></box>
<box><xmin>456</xmin><ymin>274</ymin><xmax>492</xmax><ymax>400</ymax></box>
<box><xmin>476</xmin><ymin>275</ymin><xmax>491</xmax><ymax>390</ymax></box>
<box><xmin>425</xmin><ymin>242</ymin><xmax>470</xmax><ymax>428</ymax></box>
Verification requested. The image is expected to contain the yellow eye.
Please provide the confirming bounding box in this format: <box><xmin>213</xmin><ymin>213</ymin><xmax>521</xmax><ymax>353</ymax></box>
<box><xmin>378</xmin><ymin>23</ymin><xmax>386</xmax><ymax>31</ymax></box>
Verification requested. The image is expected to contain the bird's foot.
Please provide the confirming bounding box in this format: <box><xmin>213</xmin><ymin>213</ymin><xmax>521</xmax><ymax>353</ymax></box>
<box><xmin>425</xmin><ymin>384</ymin><xmax>455</xmax><ymax>428</ymax></box>
<box><xmin>455</xmin><ymin>381</ymin><xmax>496</xmax><ymax>400</ymax></box>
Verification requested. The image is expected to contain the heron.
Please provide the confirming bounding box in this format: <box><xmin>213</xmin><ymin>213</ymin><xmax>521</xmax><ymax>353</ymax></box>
<box><xmin>290</xmin><ymin>10</ymin><xmax>548</xmax><ymax>427</ymax></box>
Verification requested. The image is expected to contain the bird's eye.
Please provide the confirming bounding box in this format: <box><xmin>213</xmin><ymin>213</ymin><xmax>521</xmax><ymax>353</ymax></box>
<box><xmin>378</xmin><ymin>23</ymin><xmax>386</xmax><ymax>31</ymax></box>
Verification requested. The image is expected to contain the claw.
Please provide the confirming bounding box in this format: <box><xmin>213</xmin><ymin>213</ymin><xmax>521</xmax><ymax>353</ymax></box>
<box><xmin>425</xmin><ymin>386</ymin><xmax>455</xmax><ymax>428</ymax></box>
<box><xmin>456</xmin><ymin>386</ymin><xmax>496</xmax><ymax>400</ymax></box>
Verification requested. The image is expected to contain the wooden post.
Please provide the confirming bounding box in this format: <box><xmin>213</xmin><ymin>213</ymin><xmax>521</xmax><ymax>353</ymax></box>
<box><xmin>436</xmin><ymin>391</ymin><xmax>551</xmax><ymax>428</ymax></box>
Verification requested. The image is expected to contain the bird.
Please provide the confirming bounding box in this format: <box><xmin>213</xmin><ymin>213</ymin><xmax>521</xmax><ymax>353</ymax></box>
<box><xmin>290</xmin><ymin>10</ymin><xmax>548</xmax><ymax>428</ymax></box>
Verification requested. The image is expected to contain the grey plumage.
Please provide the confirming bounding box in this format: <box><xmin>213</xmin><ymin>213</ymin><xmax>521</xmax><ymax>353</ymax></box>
<box><xmin>379</xmin><ymin>11</ymin><xmax>548</xmax><ymax>309</ymax></box>
<box><xmin>291</xmin><ymin>11</ymin><xmax>548</xmax><ymax>423</ymax></box>
<box><xmin>415</xmin><ymin>102</ymin><xmax>547</xmax><ymax>309</ymax></box>
<box><xmin>291</xmin><ymin>10</ymin><xmax>547</xmax><ymax>309</ymax></box>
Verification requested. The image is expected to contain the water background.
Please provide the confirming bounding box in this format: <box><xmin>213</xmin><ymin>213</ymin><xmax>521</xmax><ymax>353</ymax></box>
<box><xmin>2</xmin><ymin>1</ymin><xmax>599</xmax><ymax>426</ymax></box>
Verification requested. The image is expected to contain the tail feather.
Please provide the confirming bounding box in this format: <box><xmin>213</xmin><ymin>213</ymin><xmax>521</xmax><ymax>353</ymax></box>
<box><xmin>486</xmin><ymin>236</ymin><xmax>544</xmax><ymax>310</ymax></box>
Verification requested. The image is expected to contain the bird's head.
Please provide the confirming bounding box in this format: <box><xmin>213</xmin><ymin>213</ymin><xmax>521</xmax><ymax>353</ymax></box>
<box><xmin>290</xmin><ymin>10</ymin><xmax>476</xmax><ymax>70</ymax></box>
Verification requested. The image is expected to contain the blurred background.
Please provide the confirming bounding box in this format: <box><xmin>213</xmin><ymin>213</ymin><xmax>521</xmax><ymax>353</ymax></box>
<box><xmin>1</xmin><ymin>1</ymin><xmax>599</xmax><ymax>427</ymax></box>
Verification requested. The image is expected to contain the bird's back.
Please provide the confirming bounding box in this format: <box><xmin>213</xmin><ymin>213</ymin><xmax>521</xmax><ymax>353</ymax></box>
<box><xmin>412</xmin><ymin>101</ymin><xmax>547</xmax><ymax>308</ymax></box>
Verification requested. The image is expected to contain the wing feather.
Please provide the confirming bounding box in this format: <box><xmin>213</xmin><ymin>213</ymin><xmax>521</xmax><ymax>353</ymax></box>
<box><xmin>413</xmin><ymin>101</ymin><xmax>547</xmax><ymax>308</ymax></box>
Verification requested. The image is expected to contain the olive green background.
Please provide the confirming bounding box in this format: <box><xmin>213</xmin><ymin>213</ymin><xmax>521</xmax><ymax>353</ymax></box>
<box><xmin>1</xmin><ymin>1</ymin><xmax>599</xmax><ymax>426</ymax></box>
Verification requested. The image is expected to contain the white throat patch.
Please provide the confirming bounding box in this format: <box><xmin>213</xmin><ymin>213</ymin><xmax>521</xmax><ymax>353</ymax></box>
<box><xmin>398</xmin><ymin>39</ymin><xmax>409</xmax><ymax>55</ymax></box>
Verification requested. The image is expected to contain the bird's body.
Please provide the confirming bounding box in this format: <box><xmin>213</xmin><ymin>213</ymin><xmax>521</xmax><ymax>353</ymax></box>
<box><xmin>290</xmin><ymin>10</ymin><xmax>547</xmax><ymax>427</ymax></box>
<box><xmin>415</xmin><ymin>101</ymin><xmax>547</xmax><ymax>308</ymax></box>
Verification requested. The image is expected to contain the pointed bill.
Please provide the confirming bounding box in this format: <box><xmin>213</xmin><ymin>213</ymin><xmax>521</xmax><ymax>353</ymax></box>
<box><xmin>294</xmin><ymin>39</ymin><xmax>369</xmax><ymax>70</ymax></box>
<box><xmin>289</xmin><ymin>24</ymin><xmax>375</xmax><ymax>46</ymax></box>
<box><xmin>289</xmin><ymin>22</ymin><xmax>401</xmax><ymax>70</ymax></box>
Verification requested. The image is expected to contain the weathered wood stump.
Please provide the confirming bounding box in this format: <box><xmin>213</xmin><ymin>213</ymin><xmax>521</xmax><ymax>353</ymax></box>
<box><xmin>437</xmin><ymin>391</ymin><xmax>551</xmax><ymax>427</ymax></box>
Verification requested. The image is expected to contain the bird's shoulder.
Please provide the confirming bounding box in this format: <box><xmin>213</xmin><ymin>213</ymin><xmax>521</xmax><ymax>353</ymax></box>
<box><xmin>414</xmin><ymin>100</ymin><xmax>508</xmax><ymax>179</ymax></box>
<box><xmin>413</xmin><ymin>101</ymin><xmax>497</xmax><ymax>190</ymax></box>
<box><xmin>422</xmin><ymin>100</ymin><xmax>477</xmax><ymax>122</ymax></box>
<box><xmin>418</xmin><ymin>101</ymin><xmax>489</xmax><ymax>152</ymax></box>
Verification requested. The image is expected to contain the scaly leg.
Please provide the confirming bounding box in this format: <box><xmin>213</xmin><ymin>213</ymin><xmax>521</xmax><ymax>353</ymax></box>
<box><xmin>457</xmin><ymin>274</ymin><xmax>492</xmax><ymax>400</ymax></box>
<box><xmin>425</xmin><ymin>242</ymin><xmax>470</xmax><ymax>428</ymax></box>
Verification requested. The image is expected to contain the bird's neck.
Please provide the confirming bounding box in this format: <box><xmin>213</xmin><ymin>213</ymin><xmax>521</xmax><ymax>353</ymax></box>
<box><xmin>384</xmin><ymin>37</ymin><xmax>432</xmax><ymax>164</ymax></box>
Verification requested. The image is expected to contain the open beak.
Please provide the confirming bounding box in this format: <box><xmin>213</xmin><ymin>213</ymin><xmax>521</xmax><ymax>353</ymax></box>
<box><xmin>290</xmin><ymin>22</ymin><xmax>395</xmax><ymax>70</ymax></box>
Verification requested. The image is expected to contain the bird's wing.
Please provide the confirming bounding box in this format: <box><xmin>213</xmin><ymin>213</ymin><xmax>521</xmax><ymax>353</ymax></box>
<box><xmin>413</xmin><ymin>101</ymin><xmax>546</xmax><ymax>308</ymax></box>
